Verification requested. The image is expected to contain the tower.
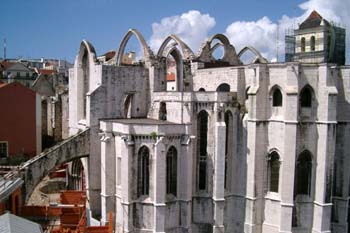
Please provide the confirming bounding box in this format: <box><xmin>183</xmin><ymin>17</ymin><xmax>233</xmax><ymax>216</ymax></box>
<box><xmin>286</xmin><ymin>10</ymin><xmax>346</xmax><ymax>65</ymax></box>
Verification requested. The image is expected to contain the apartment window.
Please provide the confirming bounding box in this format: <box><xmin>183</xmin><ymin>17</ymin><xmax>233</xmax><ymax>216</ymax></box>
<box><xmin>268</xmin><ymin>151</ymin><xmax>280</xmax><ymax>192</ymax></box>
<box><xmin>16</xmin><ymin>72</ymin><xmax>20</xmax><ymax>77</ymax></box>
<box><xmin>166</xmin><ymin>146</ymin><xmax>177</xmax><ymax>196</ymax></box>
<box><xmin>26</xmin><ymin>72</ymin><xmax>29</xmax><ymax>78</ymax></box>
<box><xmin>137</xmin><ymin>146</ymin><xmax>150</xmax><ymax>196</ymax></box>
<box><xmin>272</xmin><ymin>88</ymin><xmax>283</xmax><ymax>107</ymax></box>
<box><xmin>197</xmin><ymin>110</ymin><xmax>208</xmax><ymax>190</ymax></box>
<box><xmin>0</xmin><ymin>142</ymin><xmax>8</xmax><ymax>158</ymax></box>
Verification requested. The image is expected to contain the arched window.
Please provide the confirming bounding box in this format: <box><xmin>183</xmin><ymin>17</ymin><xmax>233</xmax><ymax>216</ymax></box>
<box><xmin>198</xmin><ymin>88</ymin><xmax>206</xmax><ymax>92</ymax></box>
<box><xmin>166</xmin><ymin>146</ymin><xmax>177</xmax><ymax>196</ymax></box>
<box><xmin>197</xmin><ymin>110</ymin><xmax>209</xmax><ymax>190</ymax></box>
<box><xmin>300</xmin><ymin>86</ymin><xmax>313</xmax><ymax>107</ymax></box>
<box><xmin>310</xmin><ymin>36</ymin><xmax>316</xmax><ymax>51</ymax></box>
<box><xmin>159</xmin><ymin>102</ymin><xmax>167</xmax><ymax>121</ymax></box>
<box><xmin>138</xmin><ymin>146</ymin><xmax>150</xmax><ymax>196</ymax></box>
<box><xmin>301</xmin><ymin>37</ymin><xmax>306</xmax><ymax>52</ymax></box>
<box><xmin>295</xmin><ymin>151</ymin><xmax>312</xmax><ymax>195</ymax></box>
<box><xmin>272</xmin><ymin>88</ymin><xmax>283</xmax><ymax>107</ymax></box>
<box><xmin>268</xmin><ymin>152</ymin><xmax>280</xmax><ymax>192</ymax></box>
<box><xmin>216</xmin><ymin>83</ymin><xmax>230</xmax><ymax>92</ymax></box>
<box><xmin>224</xmin><ymin>111</ymin><xmax>233</xmax><ymax>190</ymax></box>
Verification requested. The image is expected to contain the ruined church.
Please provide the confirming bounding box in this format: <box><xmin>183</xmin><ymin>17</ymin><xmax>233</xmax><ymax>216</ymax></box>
<box><xmin>68</xmin><ymin>11</ymin><xmax>350</xmax><ymax>233</ymax></box>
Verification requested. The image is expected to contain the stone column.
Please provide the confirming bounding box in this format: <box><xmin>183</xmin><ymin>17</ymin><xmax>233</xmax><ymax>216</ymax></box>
<box><xmin>311</xmin><ymin>66</ymin><xmax>337</xmax><ymax>233</ymax></box>
<box><xmin>213</xmin><ymin>121</ymin><xmax>226</xmax><ymax>233</ymax></box>
<box><xmin>100</xmin><ymin>132</ymin><xmax>116</xmax><ymax>225</ymax></box>
<box><xmin>154</xmin><ymin>137</ymin><xmax>166</xmax><ymax>233</ymax></box>
<box><xmin>119</xmin><ymin>135</ymin><xmax>134</xmax><ymax>233</ymax></box>
<box><xmin>279</xmin><ymin>89</ymin><xmax>298</xmax><ymax>233</ymax></box>
<box><xmin>180</xmin><ymin>135</ymin><xmax>194</xmax><ymax>232</ymax></box>
<box><xmin>312</xmin><ymin>123</ymin><xmax>335</xmax><ymax>233</ymax></box>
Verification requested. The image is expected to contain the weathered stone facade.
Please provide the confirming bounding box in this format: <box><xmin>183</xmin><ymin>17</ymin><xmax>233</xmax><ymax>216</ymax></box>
<box><xmin>69</xmin><ymin>28</ymin><xmax>350</xmax><ymax>233</ymax></box>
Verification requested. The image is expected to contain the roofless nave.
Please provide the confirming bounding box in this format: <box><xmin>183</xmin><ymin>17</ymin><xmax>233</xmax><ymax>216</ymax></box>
<box><xmin>9</xmin><ymin>11</ymin><xmax>350</xmax><ymax>233</ymax></box>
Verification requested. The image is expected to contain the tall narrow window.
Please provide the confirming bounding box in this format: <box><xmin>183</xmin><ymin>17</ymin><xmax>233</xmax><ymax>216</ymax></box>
<box><xmin>138</xmin><ymin>146</ymin><xmax>150</xmax><ymax>196</ymax></box>
<box><xmin>224</xmin><ymin>111</ymin><xmax>233</xmax><ymax>190</ymax></box>
<box><xmin>198</xmin><ymin>110</ymin><xmax>208</xmax><ymax>190</ymax></box>
<box><xmin>301</xmin><ymin>37</ymin><xmax>306</xmax><ymax>52</ymax></box>
<box><xmin>272</xmin><ymin>88</ymin><xmax>283</xmax><ymax>107</ymax></box>
<box><xmin>159</xmin><ymin>102</ymin><xmax>167</xmax><ymax>121</ymax></box>
<box><xmin>300</xmin><ymin>86</ymin><xmax>313</xmax><ymax>108</ymax></box>
<box><xmin>295</xmin><ymin>151</ymin><xmax>312</xmax><ymax>195</ymax></box>
<box><xmin>310</xmin><ymin>36</ymin><xmax>316</xmax><ymax>51</ymax></box>
<box><xmin>0</xmin><ymin>142</ymin><xmax>8</xmax><ymax>158</ymax></box>
<box><xmin>166</xmin><ymin>146</ymin><xmax>177</xmax><ymax>196</ymax></box>
<box><xmin>268</xmin><ymin>152</ymin><xmax>280</xmax><ymax>192</ymax></box>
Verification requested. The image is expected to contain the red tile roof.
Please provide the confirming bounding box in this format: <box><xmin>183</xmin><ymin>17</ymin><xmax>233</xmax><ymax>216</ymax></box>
<box><xmin>167</xmin><ymin>72</ymin><xmax>175</xmax><ymax>81</ymax></box>
<box><xmin>299</xmin><ymin>10</ymin><xmax>329</xmax><ymax>29</ymax></box>
<box><xmin>0</xmin><ymin>61</ymin><xmax>16</xmax><ymax>71</ymax></box>
<box><xmin>103</xmin><ymin>51</ymin><xmax>116</xmax><ymax>62</ymax></box>
<box><xmin>38</xmin><ymin>69</ymin><xmax>56</xmax><ymax>75</ymax></box>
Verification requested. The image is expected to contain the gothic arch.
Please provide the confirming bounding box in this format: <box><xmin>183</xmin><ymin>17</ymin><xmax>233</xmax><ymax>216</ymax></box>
<box><xmin>237</xmin><ymin>46</ymin><xmax>268</xmax><ymax>64</ymax></box>
<box><xmin>76</xmin><ymin>40</ymin><xmax>97</xmax><ymax>67</ymax></box>
<box><xmin>116</xmin><ymin>29</ymin><xmax>154</xmax><ymax>66</ymax></box>
<box><xmin>299</xmin><ymin>84</ymin><xmax>314</xmax><ymax>108</ymax></box>
<box><xmin>157</xmin><ymin>34</ymin><xmax>195</xmax><ymax>60</ymax></box>
<box><xmin>269</xmin><ymin>85</ymin><xmax>283</xmax><ymax>107</ymax></box>
<box><xmin>198</xmin><ymin>34</ymin><xmax>241</xmax><ymax>65</ymax></box>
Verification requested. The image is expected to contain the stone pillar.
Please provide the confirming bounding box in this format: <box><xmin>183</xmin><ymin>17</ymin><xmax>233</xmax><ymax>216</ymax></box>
<box><xmin>154</xmin><ymin>137</ymin><xmax>166</xmax><ymax>233</ymax></box>
<box><xmin>213</xmin><ymin>121</ymin><xmax>226</xmax><ymax>233</ymax></box>
<box><xmin>180</xmin><ymin>135</ymin><xmax>194</xmax><ymax>232</ymax></box>
<box><xmin>119</xmin><ymin>135</ymin><xmax>134</xmax><ymax>233</ymax></box>
<box><xmin>279</xmin><ymin>89</ymin><xmax>298</xmax><ymax>233</ymax></box>
<box><xmin>311</xmin><ymin>124</ymin><xmax>335</xmax><ymax>233</ymax></box>
<box><xmin>100</xmin><ymin>132</ymin><xmax>116</xmax><ymax>225</ymax></box>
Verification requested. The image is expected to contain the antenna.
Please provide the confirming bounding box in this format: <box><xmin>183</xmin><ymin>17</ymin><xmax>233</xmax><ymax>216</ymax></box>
<box><xmin>3</xmin><ymin>38</ymin><xmax>6</xmax><ymax>60</ymax></box>
<box><xmin>276</xmin><ymin>24</ymin><xmax>280</xmax><ymax>62</ymax></box>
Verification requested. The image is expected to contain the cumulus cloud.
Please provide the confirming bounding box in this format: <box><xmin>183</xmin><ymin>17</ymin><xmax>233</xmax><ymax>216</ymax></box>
<box><xmin>148</xmin><ymin>0</ymin><xmax>349</xmax><ymax>63</ymax></box>
<box><xmin>225</xmin><ymin>0</ymin><xmax>350</xmax><ymax>62</ymax></box>
<box><xmin>149</xmin><ymin>10</ymin><xmax>215</xmax><ymax>53</ymax></box>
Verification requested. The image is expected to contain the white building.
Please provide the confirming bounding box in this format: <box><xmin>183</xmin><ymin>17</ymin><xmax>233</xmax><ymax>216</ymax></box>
<box><xmin>69</xmin><ymin>13</ymin><xmax>350</xmax><ymax>233</ymax></box>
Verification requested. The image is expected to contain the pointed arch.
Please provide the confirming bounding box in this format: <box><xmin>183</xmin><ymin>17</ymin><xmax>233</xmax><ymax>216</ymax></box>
<box><xmin>197</xmin><ymin>34</ymin><xmax>241</xmax><ymax>65</ymax></box>
<box><xmin>270</xmin><ymin>85</ymin><xmax>283</xmax><ymax>107</ymax></box>
<box><xmin>237</xmin><ymin>46</ymin><xmax>268</xmax><ymax>64</ymax></box>
<box><xmin>138</xmin><ymin>146</ymin><xmax>150</xmax><ymax>197</ymax></box>
<box><xmin>116</xmin><ymin>29</ymin><xmax>154</xmax><ymax>66</ymax></box>
<box><xmin>157</xmin><ymin>34</ymin><xmax>195</xmax><ymax>60</ymax></box>
<box><xmin>166</xmin><ymin>146</ymin><xmax>177</xmax><ymax>196</ymax></box>
<box><xmin>76</xmin><ymin>40</ymin><xmax>97</xmax><ymax>66</ymax></box>
<box><xmin>165</xmin><ymin>46</ymin><xmax>184</xmax><ymax>91</ymax></box>
<box><xmin>197</xmin><ymin>110</ymin><xmax>209</xmax><ymax>191</ymax></box>
<box><xmin>76</xmin><ymin>40</ymin><xmax>97</xmax><ymax>121</ymax></box>
<box><xmin>295</xmin><ymin>150</ymin><xmax>313</xmax><ymax>196</ymax></box>
<box><xmin>267</xmin><ymin>151</ymin><xmax>280</xmax><ymax>192</ymax></box>
<box><xmin>299</xmin><ymin>85</ymin><xmax>314</xmax><ymax>108</ymax></box>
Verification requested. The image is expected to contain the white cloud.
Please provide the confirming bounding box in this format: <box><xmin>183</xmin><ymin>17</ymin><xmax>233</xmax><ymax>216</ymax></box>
<box><xmin>149</xmin><ymin>10</ymin><xmax>215</xmax><ymax>54</ymax></box>
<box><xmin>225</xmin><ymin>17</ymin><xmax>278</xmax><ymax>62</ymax></box>
<box><xmin>225</xmin><ymin>0</ymin><xmax>350</xmax><ymax>62</ymax></box>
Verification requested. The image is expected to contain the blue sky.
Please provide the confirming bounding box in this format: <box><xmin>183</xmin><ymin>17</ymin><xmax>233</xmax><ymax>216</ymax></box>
<box><xmin>1</xmin><ymin>0</ymin><xmax>349</xmax><ymax>63</ymax></box>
